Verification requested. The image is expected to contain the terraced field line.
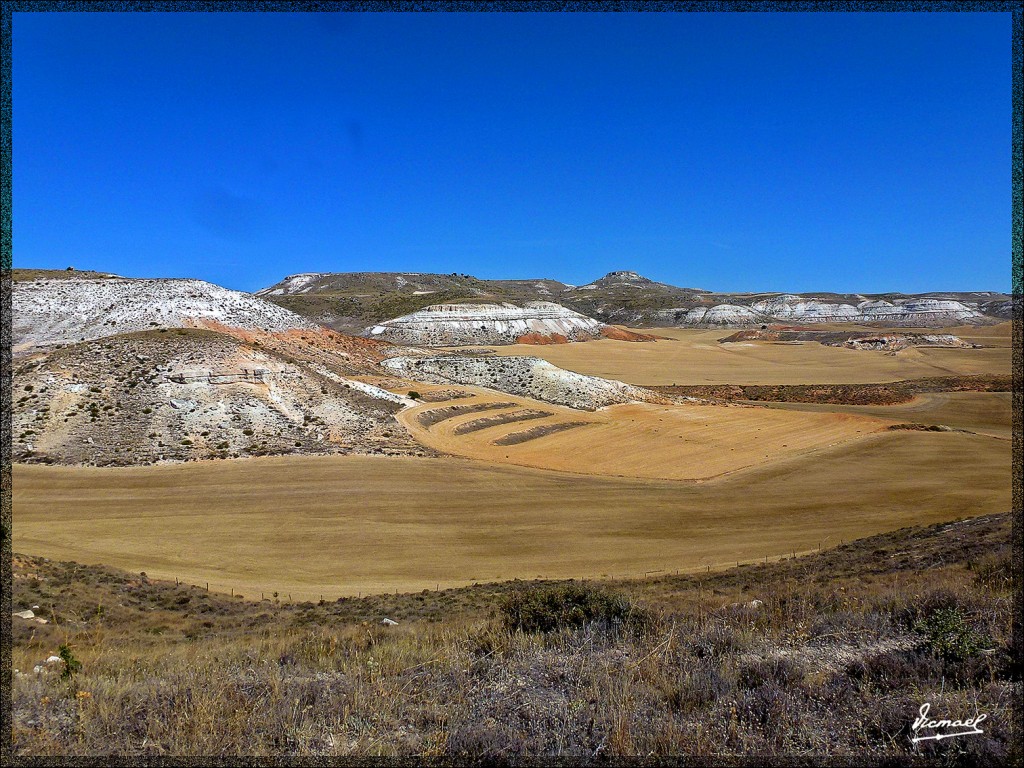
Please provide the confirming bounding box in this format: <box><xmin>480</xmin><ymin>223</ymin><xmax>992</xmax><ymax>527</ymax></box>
<box><xmin>415</xmin><ymin>401</ymin><xmax>518</xmax><ymax>428</ymax></box>
<box><xmin>493</xmin><ymin>421</ymin><xmax>592</xmax><ymax>445</ymax></box>
<box><xmin>453</xmin><ymin>409</ymin><xmax>554</xmax><ymax>435</ymax></box>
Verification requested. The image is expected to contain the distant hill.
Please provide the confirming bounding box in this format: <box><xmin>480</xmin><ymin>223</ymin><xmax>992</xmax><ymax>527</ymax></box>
<box><xmin>366</xmin><ymin>301</ymin><xmax>656</xmax><ymax>346</ymax></box>
<box><xmin>257</xmin><ymin>270</ymin><xmax>1008</xmax><ymax>331</ymax></box>
<box><xmin>256</xmin><ymin>272</ymin><xmax>574</xmax><ymax>334</ymax></box>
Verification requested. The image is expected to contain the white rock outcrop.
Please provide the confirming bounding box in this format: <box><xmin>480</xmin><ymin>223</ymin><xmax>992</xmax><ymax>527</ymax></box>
<box><xmin>366</xmin><ymin>302</ymin><xmax>607</xmax><ymax>346</ymax></box>
<box><xmin>14</xmin><ymin>277</ymin><xmax>320</xmax><ymax>350</ymax></box>
<box><xmin>656</xmin><ymin>295</ymin><xmax>986</xmax><ymax>328</ymax></box>
<box><xmin>381</xmin><ymin>355</ymin><xmax>658</xmax><ymax>410</ymax></box>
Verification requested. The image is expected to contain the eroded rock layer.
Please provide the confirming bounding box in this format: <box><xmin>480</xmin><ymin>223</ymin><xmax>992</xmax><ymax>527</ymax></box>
<box><xmin>381</xmin><ymin>355</ymin><xmax>664</xmax><ymax>410</ymax></box>
<box><xmin>366</xmin><ymin>302</ymin><xmax>651</xmax><ymax>346</ymax></box>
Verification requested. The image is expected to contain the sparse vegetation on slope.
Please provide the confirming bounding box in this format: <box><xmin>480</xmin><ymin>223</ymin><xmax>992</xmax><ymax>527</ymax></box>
<box><xmin>257</xmin><ymin>270</ymin><xmax>1006</xmax><ymax>330</ymax></box>
<box><xmin>11</xmin><ymin>514</ymin><xmax>1016</xmax><ymax>762</ymax></box>
<box><xmin>12</xmin><ymin>328</ymin><xmax>428</xmax><ymax>465</ymax></box>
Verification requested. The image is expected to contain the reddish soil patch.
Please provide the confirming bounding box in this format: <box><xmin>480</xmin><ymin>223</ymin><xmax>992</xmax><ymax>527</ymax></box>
<box><xmin>515</xmin><ymin>332</ymin><xmax>571</xmax><ymax>345</ymax></box>
<box><xmin>600</xmin><ymin>326</ymin><xmax>659</xmax><ymax>342</ymax></box>
<box><xmin>190</xmin><ymin>319</ymin><xmax>394</xmax><ymax>372</ymax></box>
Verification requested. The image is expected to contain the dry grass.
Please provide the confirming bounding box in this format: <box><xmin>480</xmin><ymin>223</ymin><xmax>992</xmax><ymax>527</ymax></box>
<box><xmin>12</xmin><ymin>427</ymin><xmax>1009</xmax><ymax>601</ymax></box>
<box><xmin>10</xmin><ymin>514</ymin><xmax>1017</xmax><ymax>761</ymax></box>
<box><xmin>475</xmin><ymin>324</ymin><xmax>1012</xmax><ymax>385</ymax></box>
<box><xmin>755</xmin><ymin>392</ymin><xmax>1013</xmax><ymax>440</ymax></box>
<box><xmin>397</xmin><ymin>388</ymin><xmax>889</xmax><ymax>480</ymax></box>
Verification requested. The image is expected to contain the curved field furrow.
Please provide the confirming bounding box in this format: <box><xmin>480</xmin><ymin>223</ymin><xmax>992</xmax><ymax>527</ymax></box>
<box><xmin>453</xmin><ymin>409</ymin><xmax>554</xmax><ymax>435</ymax></box>
<box><xmin>493</xmin><ymin>421</ymin><xmax>592</xmax><ymax>445</ymax></box>
<box><xmin>415</xmin><ymin>401</ymin><xmax>518</xmax><ymax>428</ymax></box>
<box><xmin>396</xmin><ymin>385</ymin><xmax>888</xmax><ymax>481</ymax></box>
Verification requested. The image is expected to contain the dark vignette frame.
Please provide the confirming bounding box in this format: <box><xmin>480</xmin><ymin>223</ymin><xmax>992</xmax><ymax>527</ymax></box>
<box><xmin>0</xmin><ymin>2</ymin><xmax>1019</xmax><ymax>766</ymax></box>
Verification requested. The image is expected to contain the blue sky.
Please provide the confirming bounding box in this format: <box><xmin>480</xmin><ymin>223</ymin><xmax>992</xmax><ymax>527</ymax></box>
<box><xmin>13</xmin><ymin>11</ymin><xmax>1012</xmax><ymax>294</ymax></box>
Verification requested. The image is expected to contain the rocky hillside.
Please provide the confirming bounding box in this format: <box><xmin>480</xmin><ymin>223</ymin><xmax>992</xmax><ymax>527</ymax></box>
<box><xmin>11</xmin><ymin>274</ymin><xmax>441</xmax><ymax>466</ymax></box>
<box><xmin>14</xmin><ymin>276</ymin><xmax>319</xmax><ymax>352</ymax></box>
<box><xmin>366</xmin><ymin>301</ymin><xmax>655</xmax><ymax>346</ymax></box>
<box><xmin>13</xmin><ymin>328</ymin><xmax>429</xmax><ymax>466</ymax></box>
<box><xmin>259</xmin><ymin>271</ymin><xmax>1005</xmax><ymax>330</ymax></box>
<box><xmin>256</xmin><ymin>272</ymin><xmax>574</xmax><ymax>334</ymax></box>
<box><xmin>380</xmin><ymin>355</ymin><xmax>666</xmax><ymax>410</ymax></box>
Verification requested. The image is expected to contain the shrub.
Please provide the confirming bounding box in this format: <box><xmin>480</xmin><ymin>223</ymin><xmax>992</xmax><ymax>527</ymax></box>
<box><xmin>499</xmin><ymin>582</ymin><xmax>651</xmax><ymax>634</ymax></box>
<box><xmin>915</xmin><ymin>607</ymin><xmax>988</xmax><ymax>661</ymax></box>
<box><xmin>737</xmin><ymin>657</ymin><xmax>805</xmax><ymax>690</ymax></box>
<box><xmin>58</xmin><ymin>644</ymin><xmax>82</xmax><ymax>680</ymax></box>
<box><xmin>973</xmin><ymin>554</ymin><xmax>1014</xmax><ymax>591</ymax></box>
<box><xmin>408</xmin><ymin>391</ymin><xmax>422</xmax><ymax>400</ymax></box>
<box><xmin>242</xmin><ymin>428</ymin><xmax>254</xmax><ymax>436</ymax></box>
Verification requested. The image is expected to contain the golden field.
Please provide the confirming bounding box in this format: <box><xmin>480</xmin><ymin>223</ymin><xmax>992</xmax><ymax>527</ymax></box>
<box><xmin>12</xmin><ymin>321</ymin><xmax>1012</xmax><ymax>602</ymax></box>
<box><xmin>397</xmin><ymin>388</ymin><xmax>887</xmax><ymax>481</ymax></box>
<box><xmin>13</xmin><ymin>428</ymin><xmax>1009</xmax><ymax>601</ymax></box>
<box><xmin>475</xmin><ymin>322</ymin><xmax>1013</xmax><ymax>386</ymax></box>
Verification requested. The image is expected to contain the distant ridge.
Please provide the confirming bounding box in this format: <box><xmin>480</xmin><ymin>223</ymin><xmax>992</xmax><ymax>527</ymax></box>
<box><xmin>256</xmin><ymin>270</ymin><xmax>1005</xmax><ymax>332</ymax></box>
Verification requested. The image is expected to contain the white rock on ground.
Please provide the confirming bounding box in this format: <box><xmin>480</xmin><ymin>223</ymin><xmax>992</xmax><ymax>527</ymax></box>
<box><xmin>381</xmin><ymin>355</ymin><xmax>661</xmax><ymax>410</ymax></box>
<box><xmin>14</xmin><ymin>277</ymin><xmax>321</xmax><ymax>350</ymax></box>
<box><xmin>654</xmin><ymin>294</ymin><xmax>986</xmax><ymax>328</ymax></box>
<box><xmin>366</xmin><ymin>302</ymin><xmax>608</xmax><ymax>346</ymax></box>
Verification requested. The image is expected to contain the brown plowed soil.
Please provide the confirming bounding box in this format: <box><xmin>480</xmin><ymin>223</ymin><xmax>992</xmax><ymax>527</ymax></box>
<box><xmin>515</xmin><ymin>332</ymin><xmax>572</xmax><ymax>344</ymax></box>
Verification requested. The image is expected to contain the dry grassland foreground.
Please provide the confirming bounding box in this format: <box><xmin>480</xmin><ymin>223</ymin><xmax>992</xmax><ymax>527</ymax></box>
<box><xmin>12</xmin><ymin>426</ymin><xmax>1009</xmax><ymax>601</ymax></box>
<box><xmin>9</xmin><ymin>515</ymin><xmax>1018</xmax><ymax>760</ymax></box>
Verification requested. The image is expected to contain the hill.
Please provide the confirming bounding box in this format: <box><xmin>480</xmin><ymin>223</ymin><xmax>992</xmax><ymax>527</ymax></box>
<box><xmin>13</xmin><ymin>328</ymin><xmax>429</xmax><ymax>466</ymax></box>
<box><xmin>257</xmin><ymin>270</ymin><xmax>1004</xmax><ymax>331</ymax></box>
<box><xmin>366</xmin><ymin>301</ymin><xmax>656</xmax><ymax>346</ymax></box>
<box><xmin>11</xmin><ymin>273</ymin><xmax>670</xmax><ymax>467</ymax></box>
<box><xmin>13</xmin><ymin>276</ymin><xmax>319</xmax><ymax>352</ymax></box>
<box><xmin>11</xmin><ymin>276</ymin><xmax>442</xmax><ymax>465</ymax></box>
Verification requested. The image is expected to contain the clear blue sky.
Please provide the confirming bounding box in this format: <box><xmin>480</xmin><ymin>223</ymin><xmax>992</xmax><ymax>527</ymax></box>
<box><xmin>13</xmin><ymin>11</ymin><xmax>1012</xmax><ymax>294</ymax></box>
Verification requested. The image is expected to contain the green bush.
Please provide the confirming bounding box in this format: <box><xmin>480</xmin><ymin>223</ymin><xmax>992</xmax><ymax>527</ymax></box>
<box><xmin>58</xmin><ymin>644</ymin><xmax>82</xmax><ymax>680</ymax></box>
<box><xmin>408</xmin><ymin>391</ymin><xmax>422</xmax><ymax>400</ymax></box>
<box><xmin>915</xmin><ymin>607</ymin><xmax>988</xmax><ymax>661</ymax></box>
<box><xmin>499</xmin><ymin>582</ymin><xmax>652</xmax><ymax>634</ymax></box>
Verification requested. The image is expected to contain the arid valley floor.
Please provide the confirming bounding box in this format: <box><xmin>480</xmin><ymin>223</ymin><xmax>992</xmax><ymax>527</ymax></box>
<box><xmin>9</xmin><ymin>283</ymin><xmax>1017</xmax><ymax>760</ymax></box>
<box><xmin>13</xmin><ymin>321</ymin><xmax>1013</xmax><ymax>599</ymax></box>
